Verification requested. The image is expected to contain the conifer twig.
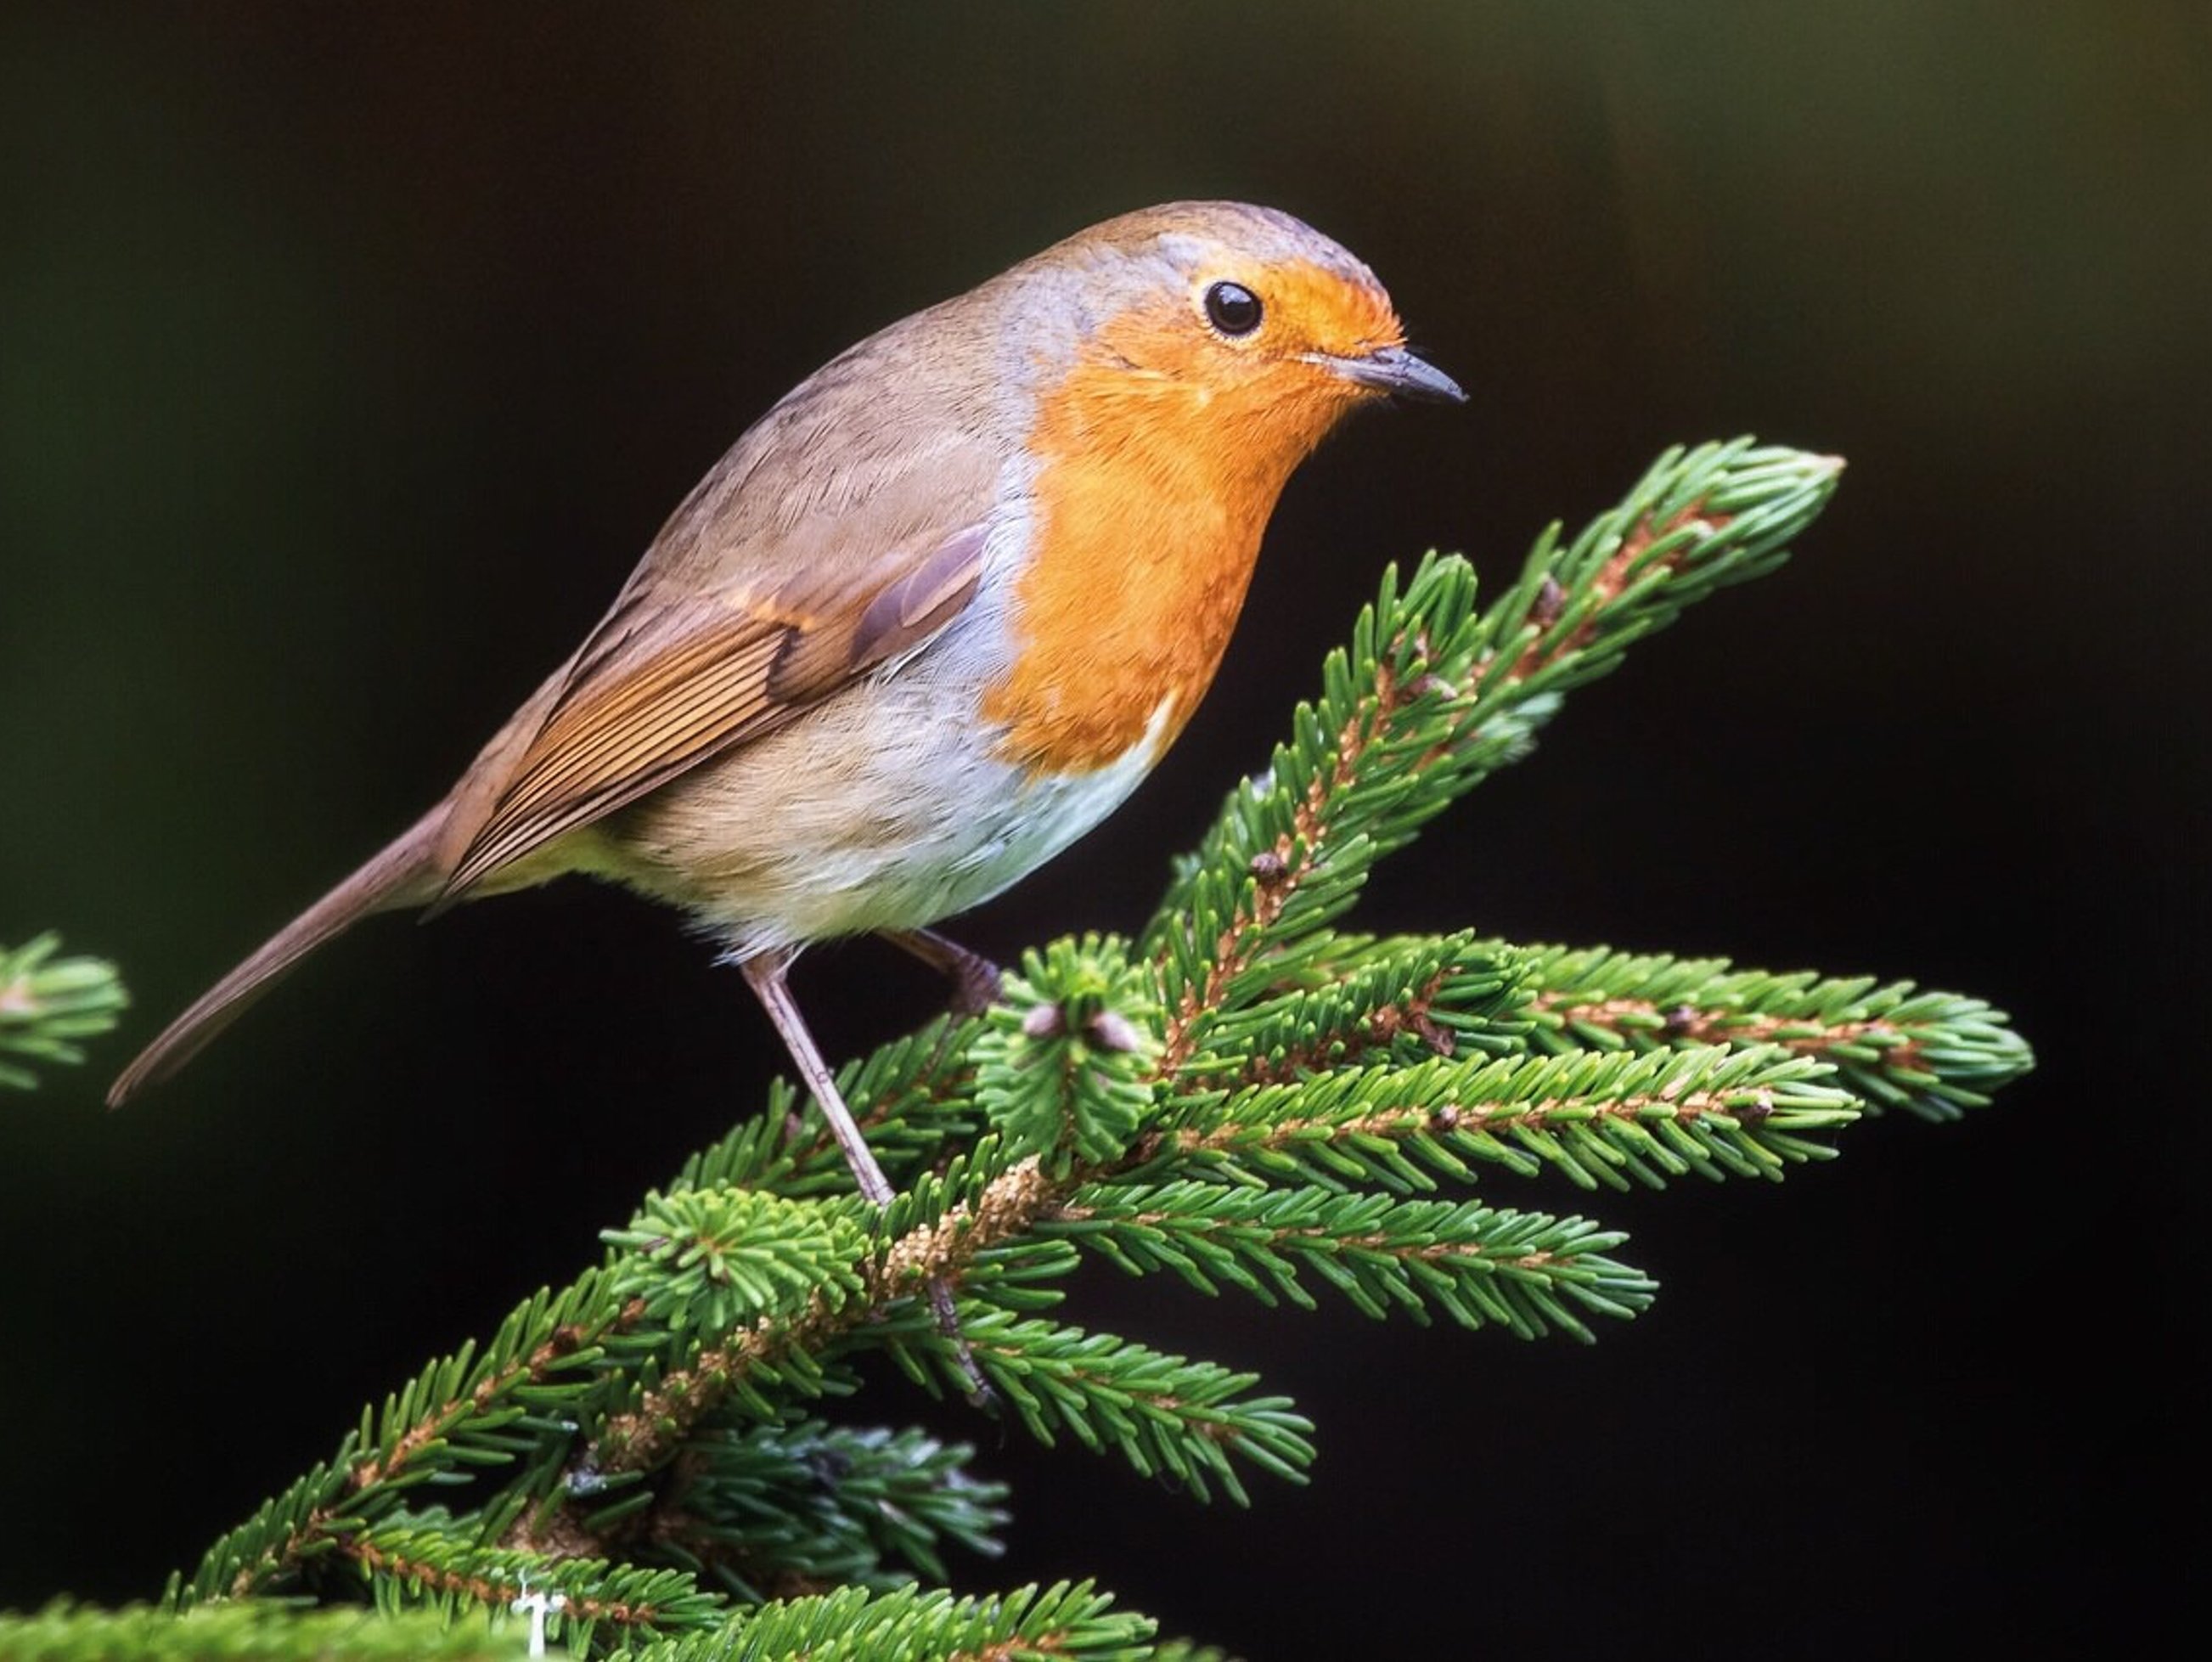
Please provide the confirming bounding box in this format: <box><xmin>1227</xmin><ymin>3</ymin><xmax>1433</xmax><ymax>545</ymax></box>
<box><xmin>61</xmin><ymin>440</ymin><xmax>2030</xmax><ymax>1662</ymax></box>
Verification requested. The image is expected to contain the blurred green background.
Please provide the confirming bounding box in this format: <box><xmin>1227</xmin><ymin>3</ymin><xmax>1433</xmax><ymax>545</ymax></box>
<box><xmin>3</xmin><ymin>3</ymin><xmax>2202</xmax><ymax>1654</ymax></box>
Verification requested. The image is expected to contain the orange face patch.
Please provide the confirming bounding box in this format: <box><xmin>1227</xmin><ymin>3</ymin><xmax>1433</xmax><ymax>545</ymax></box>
<box><xmin>1202</xmin><ymin>255</ymin><xmax>1404</xmax><ymax>364</ymax></box>
<box><xmin>982</xmin><ymin>262</ymin><xmax>1401</xmax><ymax>775</ymax></box>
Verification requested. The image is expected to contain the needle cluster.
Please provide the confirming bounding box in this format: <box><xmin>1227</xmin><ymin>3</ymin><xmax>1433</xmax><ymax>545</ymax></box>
<box><xmin>0</xmin><ymin>934</ymin><xmax>126</xmax><ymax>1092</ymax></box>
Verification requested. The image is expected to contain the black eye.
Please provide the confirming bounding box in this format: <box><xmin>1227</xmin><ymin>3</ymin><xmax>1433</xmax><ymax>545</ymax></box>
<box><xmin>1203</xmin><ymin>280</ymin><xmax>1264</xmax><ymax>336</ymax></box>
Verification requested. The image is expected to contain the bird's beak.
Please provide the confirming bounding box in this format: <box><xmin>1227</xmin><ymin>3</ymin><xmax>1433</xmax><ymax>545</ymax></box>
<box><xmin>1311</xmin><ymin>344</ymin><xmax>1467</xmax><ymax>405</ymax></box>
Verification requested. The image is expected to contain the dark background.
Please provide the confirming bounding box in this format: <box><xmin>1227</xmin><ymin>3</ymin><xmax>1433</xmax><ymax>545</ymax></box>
<box><xmin>3</xmin><ymin>4</ymin><xmax>2202</xmax><ymax>1655</ymax></box>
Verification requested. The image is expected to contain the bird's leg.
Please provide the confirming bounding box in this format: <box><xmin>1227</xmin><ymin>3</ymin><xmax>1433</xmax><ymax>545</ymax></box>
<box><xmin>740</xmin><ymin>946</ymin><xmax>895</xmax><ymax>1204</ymax></box>
<box><xmin>880</xmin><ymin>927</ymin><xmax>1002</xmax><ymax>1017</ymax></box>
<box><xmin>736</xmin><ymin>945</ymin><xmax>989</xmax><ymax>1403</ymax></box>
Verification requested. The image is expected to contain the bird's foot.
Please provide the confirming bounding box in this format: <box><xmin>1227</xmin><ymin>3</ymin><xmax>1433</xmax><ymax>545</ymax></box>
<box><xmin>881</xmin><ymin>927</ymin><xmax>1002</xmax><ymax>1017</ymax></box>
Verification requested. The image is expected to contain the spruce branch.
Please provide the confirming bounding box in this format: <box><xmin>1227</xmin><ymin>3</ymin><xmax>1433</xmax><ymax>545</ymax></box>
<box><xmin>651</xmin><ymin>1421</ymin><xmax>1010</xmax><ymax>1598</ymax></box>
<box><xmin>1047</xmin><ymin>1184</ymin><xmax>1653</xmax><ymax>1338</ymax></box>
<box><xmin>599</xmin><ymin>1580</ymin><xmax>1153</xmax><ymax>1662</ymax></box>
<box><xmin>348</xmin><ymin>1276</ymin><xmax>639</xmax><ymax>1498</ymax></box>
<box><xmin>1172</xmin><ymin>930</ymin><xmax>1529</xmax><ymax>1087</ymax></box>
<box><xmin>0</xmin><ymin>1603</ymin><xmax>524</xmax><ymax>1660</ymax></box>
<box><xmin>586</xmin><ymin>1152</ymin><xmax>1046</xmax><ymax>1483</ymax></box>
<box><xmin>42</xmin><ymin>439</ymin><xmax>2034</xmax><ymax>1659</ymax></box>
<box><xmin>176</xmin><ymin>1273</ymin><xmax>648</xmax><ymax>1607</ymax></box>
<box><xmin>945</xmin><ymin>1312</ymin><xmax>1315</xmax><ymax>1506</ymax></box>
<box><xmin>1510</xmin><ymin>943</ymin><xmax>2033</xmax><ymax>1121</ymax></box>
<box><xmin>1152</xmin><ymin>1045</ymin><xmax>1858</xmax><ymax>1194</ymax></box>
<box><xmin>346</xmin><ymin>1524</ymin><xmax>720</xmax><ymax>1652</ymax></box>
<box><xmin>1147</xmin><ymin>440</ymin><xmax>1843</xmax><ymax>1073</ymax></box>
<box><xmin>0</xmin><ymin>933</ymin><xmax>127</xmax><ymax>1090</ymax></box>
<box><xmin>589</xmin><ymin>1278</ymin><xmax>859</xmax><ymax>1478</ymax></box>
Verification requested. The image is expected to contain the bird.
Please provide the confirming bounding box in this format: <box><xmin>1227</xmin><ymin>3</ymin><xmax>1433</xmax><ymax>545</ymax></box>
<box><xmin>109</xmin><ymin>200</ymin><xmax>1464</xmax><ymax>1217</ymax></box>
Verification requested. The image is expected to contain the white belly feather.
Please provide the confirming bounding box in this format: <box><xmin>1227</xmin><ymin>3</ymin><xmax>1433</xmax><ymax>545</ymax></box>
<box><xmin>573</xmin><ymin>591</ymin><xmax>1176</xmax><ymax>957</ymax></box>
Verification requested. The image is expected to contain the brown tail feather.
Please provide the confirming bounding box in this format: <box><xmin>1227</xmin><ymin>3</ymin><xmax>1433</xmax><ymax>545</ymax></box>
<box><xmin>107</xmin><ymin>806</ymin><xmax>453</xmax><ymax>1107</ymax></box>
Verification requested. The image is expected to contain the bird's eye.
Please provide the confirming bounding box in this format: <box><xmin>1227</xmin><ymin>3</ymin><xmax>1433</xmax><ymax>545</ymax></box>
<box><xmin>1202</xmin><ymin>280</ymin><xmax>1264</xmax><ymax>337</ymax></box>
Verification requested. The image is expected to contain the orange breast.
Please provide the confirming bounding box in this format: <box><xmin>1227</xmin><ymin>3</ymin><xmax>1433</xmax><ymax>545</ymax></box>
<box><xmin>983</xmin><ymin>306</ymin><xmax>1355</xmax><ymax>775</ymax></box>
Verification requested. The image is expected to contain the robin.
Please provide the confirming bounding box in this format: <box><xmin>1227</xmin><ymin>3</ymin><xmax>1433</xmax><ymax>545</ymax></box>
<box><xmin>110</xmin><ymin>200</ymin><xmax>1464</xmax><ymax>1214</ymax></box>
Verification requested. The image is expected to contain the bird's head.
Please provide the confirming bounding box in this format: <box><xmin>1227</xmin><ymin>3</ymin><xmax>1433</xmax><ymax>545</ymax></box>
<box><xmin>1007</xmin><ymin>200</ymin><xmax>1463</xmax><ymax>477</ymax></box>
